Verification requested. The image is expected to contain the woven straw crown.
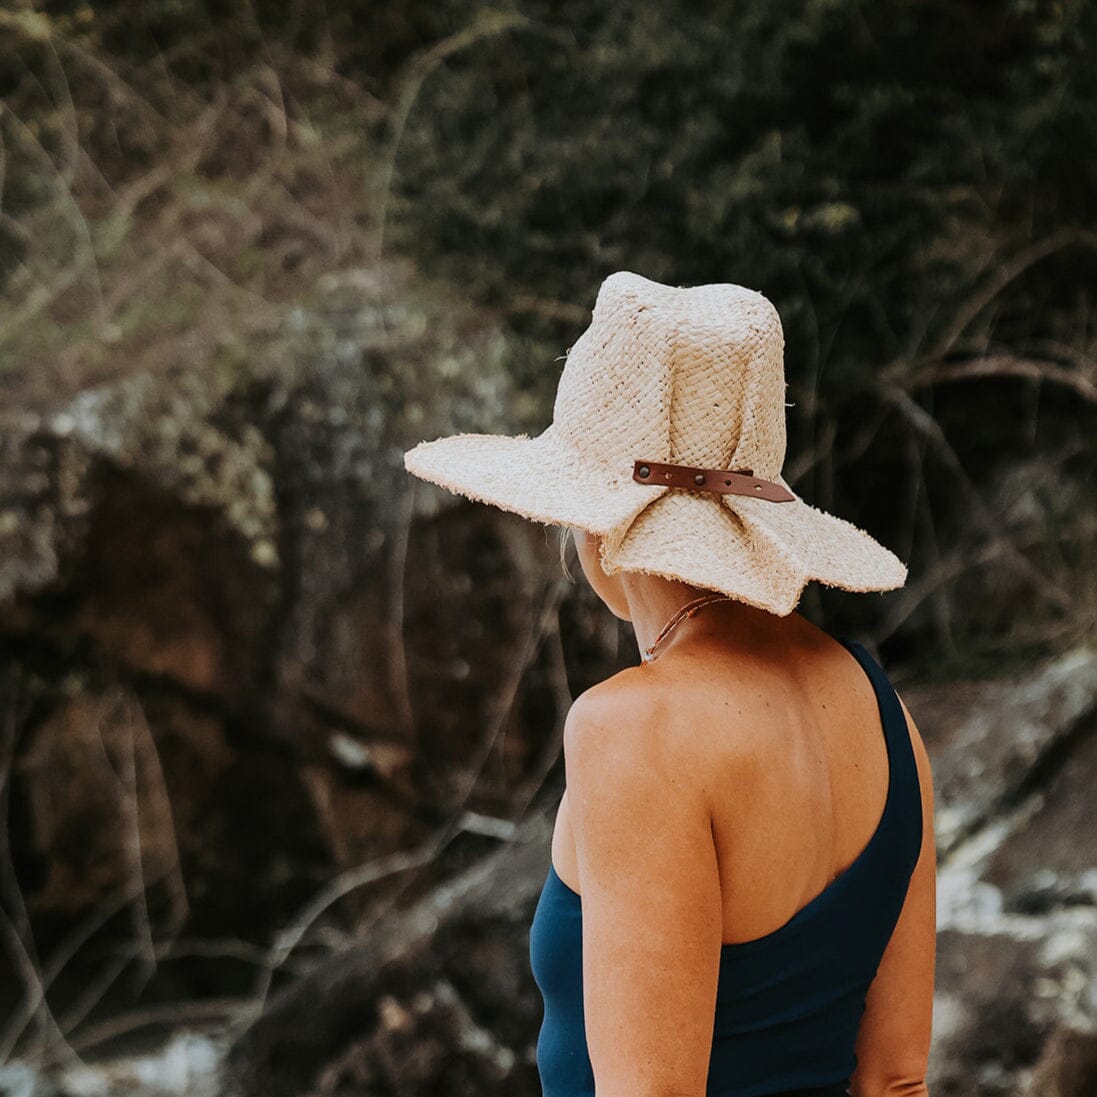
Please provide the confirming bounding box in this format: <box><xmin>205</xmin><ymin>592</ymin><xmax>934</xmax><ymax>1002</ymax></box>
<box><xmin>403</xmin><ymin>271</ymin><xmax>907</xmax><ymax>615</ymax></box>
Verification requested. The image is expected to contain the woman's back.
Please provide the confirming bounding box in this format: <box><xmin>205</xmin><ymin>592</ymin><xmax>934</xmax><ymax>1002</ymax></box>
<box><xmin>534</xmin><ymin>621</ymin><xmax>936</xmax><ymax>1096</ymax></box>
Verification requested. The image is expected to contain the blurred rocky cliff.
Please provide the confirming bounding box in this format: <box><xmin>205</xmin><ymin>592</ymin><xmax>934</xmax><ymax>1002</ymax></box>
<box><xmin>1</xmin><ymin>2</ymin><xmax>1096</xmax><ymax>1095</ymax></box>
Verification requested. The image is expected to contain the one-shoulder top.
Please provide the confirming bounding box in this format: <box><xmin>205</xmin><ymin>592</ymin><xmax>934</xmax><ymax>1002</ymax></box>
<box><xmin>528</xmin><ymin>637</ymin><xmax>923</xmax><ymax>1097</ymax></box>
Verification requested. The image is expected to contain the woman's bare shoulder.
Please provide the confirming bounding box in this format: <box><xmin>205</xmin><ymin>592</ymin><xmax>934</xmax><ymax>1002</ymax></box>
<box><xmin>563</xmin><ymin>658</ymin><xmax>775</xmax><ymax>779</ymax></box>
<box><xmin>563</xmin><ymin>668</ymin><xmax>670</xmax><ymax>754</ymax></box>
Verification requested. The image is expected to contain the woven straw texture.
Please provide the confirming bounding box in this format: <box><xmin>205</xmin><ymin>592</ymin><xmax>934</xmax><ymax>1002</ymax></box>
<box><xmin>403</xmin><ymin>271</ymin><xmax>907</xmax><ymax>616</ymax></box>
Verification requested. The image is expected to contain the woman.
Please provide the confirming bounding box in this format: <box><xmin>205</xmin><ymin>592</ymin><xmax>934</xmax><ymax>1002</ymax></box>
<box><xmin>404</xmin><ymin>271</ymin><xmax>937</xmax><ymax>1097</ymax></box>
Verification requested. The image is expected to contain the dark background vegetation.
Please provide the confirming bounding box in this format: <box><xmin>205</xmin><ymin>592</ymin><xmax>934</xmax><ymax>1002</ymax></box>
<box><xmin>1</xmin><ymin>1</ymin><xmax>1095</xmax><ymax>1094</ymax></box>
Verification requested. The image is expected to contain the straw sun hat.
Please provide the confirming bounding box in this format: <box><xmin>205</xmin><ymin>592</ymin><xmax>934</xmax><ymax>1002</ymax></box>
<box><xmin>403</xmin><ymin>271</ymin><xmax>907</xmax><ymax>616</ymax></box>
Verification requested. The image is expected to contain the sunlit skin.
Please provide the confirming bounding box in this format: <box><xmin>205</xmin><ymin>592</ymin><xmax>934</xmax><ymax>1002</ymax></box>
<box><xmin>555</xmin><ymin>528</ymin><xmax>937</xmax><ymax>1097</ymax></box>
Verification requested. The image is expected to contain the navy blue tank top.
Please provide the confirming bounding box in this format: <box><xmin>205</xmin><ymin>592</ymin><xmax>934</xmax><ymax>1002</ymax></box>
<box><xmin>528</xmin><ymin>637</ymin><xmax>923</xmax><ymax>1097</ymax></box>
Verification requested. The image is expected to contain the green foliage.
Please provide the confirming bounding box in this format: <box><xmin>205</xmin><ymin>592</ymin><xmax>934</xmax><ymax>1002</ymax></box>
<box><xmin>2</xmin><ymin>0</ymin><xmax>1094</xmax><ymax>655</ymax></box>
<box><xmin>385</xmin><ymin>0</ymin><xmax>1097</xmax><ymax>385</ymax></box>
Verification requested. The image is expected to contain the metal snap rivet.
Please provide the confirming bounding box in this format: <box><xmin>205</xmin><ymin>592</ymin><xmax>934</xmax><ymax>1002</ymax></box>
<box><xmin>694</xmin><ymin>473</ymin><xmax>705</xmax><ymax>485</ymax></box>
<box><xmin>638</xmin><ymin>465</ymin><xmax>650</xmax><ymax>478</ymax></box>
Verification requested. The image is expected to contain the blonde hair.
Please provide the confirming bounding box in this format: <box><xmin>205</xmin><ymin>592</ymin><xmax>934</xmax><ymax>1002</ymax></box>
<box><xmin>558</xmin><ymin>526</ymin><xmax>576</xmax><ymax>582</ymax></box>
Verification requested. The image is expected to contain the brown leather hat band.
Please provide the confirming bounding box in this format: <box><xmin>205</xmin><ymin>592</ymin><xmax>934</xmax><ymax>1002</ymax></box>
<box><xmin>632</xmin><ymin>459</ymin><xmax>796</xmax><ymax>503</ymax></box>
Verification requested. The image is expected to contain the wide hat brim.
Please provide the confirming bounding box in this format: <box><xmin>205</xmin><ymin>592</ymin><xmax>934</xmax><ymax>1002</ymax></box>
<box><xmin>403</xmin><ymin>423</ymin><xmax>907</xmax><ymax>617</ymax></box>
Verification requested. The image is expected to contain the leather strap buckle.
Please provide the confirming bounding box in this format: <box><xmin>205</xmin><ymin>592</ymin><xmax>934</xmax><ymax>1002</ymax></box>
<box><xmin>632</xmin><ymin>459</ymin><xmax>796</xmax><ymax>502</ymax></box>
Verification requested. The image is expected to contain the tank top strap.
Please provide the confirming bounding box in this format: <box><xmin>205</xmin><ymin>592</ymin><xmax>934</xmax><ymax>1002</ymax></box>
<box><xmin>835</xmin><ymin>634</ymin><xmax>923</xmax><ymax>856</ymax></box>
<box><xmin>836</xmin><ymin>638</ymin><xmax>904</xmax><ymax>737</ymax></box>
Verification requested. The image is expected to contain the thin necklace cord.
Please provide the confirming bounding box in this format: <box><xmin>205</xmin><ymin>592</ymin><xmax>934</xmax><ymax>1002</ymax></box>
<box><xmin>641</xmin><ymin>592</ymin><xmax>737</xmax><ymax>665</ymax></box>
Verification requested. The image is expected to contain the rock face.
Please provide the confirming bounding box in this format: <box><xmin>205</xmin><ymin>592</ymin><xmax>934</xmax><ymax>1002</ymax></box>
<box><xmin>909</xmin><ymin>649</ymin><xmax>1097</xmax><ymax>1096</ymax></box>
<box><xmin>0</xmin><ymin>264</ymin><xmax>595</xmax><ymax>1085</ymax></box>
<box><xmin>221</xmin><ymin>814</ymin><xmax>556</xmax><ymax>1097</ymax></box>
